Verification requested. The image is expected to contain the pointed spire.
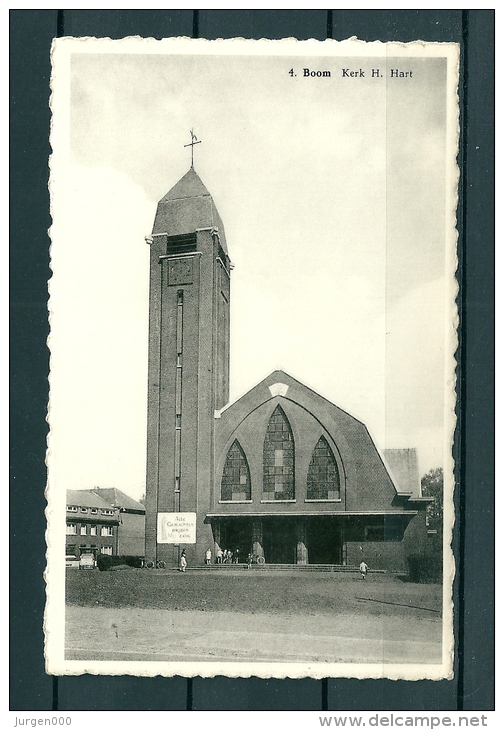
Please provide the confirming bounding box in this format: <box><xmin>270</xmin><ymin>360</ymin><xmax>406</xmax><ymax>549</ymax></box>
<box><xmin>152</xmin><ymin>167</ymin><xmax>228</xmax><ymax>254</ymax></box>
<box><xmin>162</xmin><ymin>167</ymin><xmax>210</xmax><ymax>201</ymax></box>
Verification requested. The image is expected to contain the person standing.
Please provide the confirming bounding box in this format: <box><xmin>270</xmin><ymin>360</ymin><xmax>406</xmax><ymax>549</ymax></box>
<box><xmin>216</xmin><ymin>548</ymin><xmax>223</xmax><ymax>564</ymax></box>
<box><xmin>179</xmin><ymin>550</ymin><xmax>187</xmax><ymax>573</ymax></box>
<box><xmin>205</xmin><ymin>548</ymin><xmax>212</xmax><ymax>565</ymax></box>
<box><xmin>359</xmin><ymin>560</ymin><xmax>368</xmax><ymax>580</ymax></box>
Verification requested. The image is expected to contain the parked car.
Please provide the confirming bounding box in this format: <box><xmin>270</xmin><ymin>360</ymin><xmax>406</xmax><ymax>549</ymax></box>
<box><xmin>79</xmin><ymin>553</ymin><xmax>96</xmax><ymax>570</ymax></box>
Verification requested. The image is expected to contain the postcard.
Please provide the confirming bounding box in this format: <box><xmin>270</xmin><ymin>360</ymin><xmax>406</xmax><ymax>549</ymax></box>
<box><xmin>46</xmin><ymin>36</ymin><xmax>459</xmax><ymax>679</ymax></box>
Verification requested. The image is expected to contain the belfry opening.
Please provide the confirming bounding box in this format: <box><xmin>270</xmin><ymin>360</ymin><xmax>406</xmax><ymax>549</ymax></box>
<box><xmin>144</xmin><ymin>161</ymin><xmax>433</xmax><ymax>572</ymax></box>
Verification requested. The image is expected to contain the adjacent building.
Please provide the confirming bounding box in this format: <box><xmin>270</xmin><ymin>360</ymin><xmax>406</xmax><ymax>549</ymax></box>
<box><xmin>91</xmin><ymin>487</ymin><xmax>146</xmax><ymax>556</ymax></box>
<box><xmin>66</xmin><ymin>488</ymin><xmax>145</xmax><ymax>561</ymax></box>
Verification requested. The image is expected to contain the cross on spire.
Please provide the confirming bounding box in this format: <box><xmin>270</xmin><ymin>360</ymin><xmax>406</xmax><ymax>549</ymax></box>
<box><xmin>184</xmin><ymin>129</ymin><xmax>201</xmax><ymax>167</ymax></box>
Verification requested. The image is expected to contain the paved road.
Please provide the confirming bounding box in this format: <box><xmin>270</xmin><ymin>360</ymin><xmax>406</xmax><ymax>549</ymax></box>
<box><xmin>65</xmin><ymin>606</ymin><xmax>443</xmax><ymax>665</ymax></box>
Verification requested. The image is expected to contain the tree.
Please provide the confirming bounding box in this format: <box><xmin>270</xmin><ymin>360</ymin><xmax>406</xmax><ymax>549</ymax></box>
<box><xmin>406</xmin><ymin>467</ymin><xmax>444</xmax><ymax>582</ymax></box>
<box><xmin>421</xmin><ymin>467</ymin><xmax>443</xmax><ymax>533</ymax></box>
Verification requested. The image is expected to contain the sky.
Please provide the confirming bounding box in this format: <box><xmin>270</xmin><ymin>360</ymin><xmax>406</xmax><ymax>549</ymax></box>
<box><xmin>49</xmin><ymin>39</ymin><xmax>458</xmax><ymax>501</ymax></box>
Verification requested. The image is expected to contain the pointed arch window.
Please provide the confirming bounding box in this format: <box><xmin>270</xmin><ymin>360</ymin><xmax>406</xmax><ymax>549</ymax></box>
<box><xmin>221</xmin><ymin>440</ymin><xmax>251</xmax><ymax>501</ymax></box>
<box><xmin>307</xmin><ymin>436</ymin><xmax>340</xmax><ymax>500</ymax></box>
<box><xmin>263</xmin><ymin>405</ymin><xmax>295</xmax><ymax>500</ymax></box>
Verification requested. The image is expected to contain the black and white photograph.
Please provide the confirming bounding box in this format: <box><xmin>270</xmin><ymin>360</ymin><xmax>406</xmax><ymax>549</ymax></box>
<box><xmin>45</xmin><ymin>36</ymin><xmax>459</xmax><ymax>679</ymax></box>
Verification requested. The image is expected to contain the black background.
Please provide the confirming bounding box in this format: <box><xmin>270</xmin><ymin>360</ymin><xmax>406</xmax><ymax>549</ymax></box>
<box><xmin>10</xmin><ymin>10</ymin><xmax>494</xmax><ymax>711</ymax></box>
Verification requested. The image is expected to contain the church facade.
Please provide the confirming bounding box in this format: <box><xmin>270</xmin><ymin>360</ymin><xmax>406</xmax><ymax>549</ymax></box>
<box><xmin>144</xmin><ymin>166</ymin><xmax>432</xmax><ymax>571</ymax></box>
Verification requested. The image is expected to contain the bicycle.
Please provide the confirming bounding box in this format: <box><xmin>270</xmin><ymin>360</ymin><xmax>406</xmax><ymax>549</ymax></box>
<box><xmin>141</xmin><ymin>559</ymin><xmax>166</xmax><ymax>569</ymax></box>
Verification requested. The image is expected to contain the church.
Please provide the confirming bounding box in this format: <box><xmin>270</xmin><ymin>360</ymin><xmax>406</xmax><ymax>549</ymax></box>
<box><xmin>144</xmin><ymin>162</ymin><xmax>432</xmax><ymax>571</ymax></box>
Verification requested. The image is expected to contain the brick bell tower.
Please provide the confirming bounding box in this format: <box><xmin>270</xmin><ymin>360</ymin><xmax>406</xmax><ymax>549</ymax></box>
<box><xmin>144</xmin><ymin>163</ymin><xmax>231</xmax><ymax>567</ymax></box>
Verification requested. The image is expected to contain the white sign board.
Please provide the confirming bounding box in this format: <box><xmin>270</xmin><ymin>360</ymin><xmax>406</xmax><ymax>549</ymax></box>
<box><xmin>157</xmin><ymin>512</ymin><xmax>197</xmax><ymax>544</ymax></box>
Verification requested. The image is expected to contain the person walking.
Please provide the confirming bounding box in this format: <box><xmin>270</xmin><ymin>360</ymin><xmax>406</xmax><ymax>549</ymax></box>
<box><xmin>359</xmin><ymin>560</ymin><xmax>368</xmax><ymax>580</ymax></box>
<box><xmin>179</xmin><ymin>550</ymin><xmax>187</xmax><ymax>573</ymax></box>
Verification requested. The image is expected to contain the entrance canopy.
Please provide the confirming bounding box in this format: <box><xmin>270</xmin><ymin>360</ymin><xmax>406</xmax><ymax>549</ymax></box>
<box><xmin>205</xmin><ymin>511</ymin><xmax>417</xmax><ymax>566</ymax></box>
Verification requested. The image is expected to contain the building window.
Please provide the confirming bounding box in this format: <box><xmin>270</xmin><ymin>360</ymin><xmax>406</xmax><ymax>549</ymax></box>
<box><xmin>66</xmin><ymin>544</ymin><xmax>76</xmax><ymax>556</ymax></box>
<box><xmin>221</xmin><ymin>440</ymin><xmax>251</xmax><ymax>501</ymax></box>
<box><xmin>262</xmin><ymin>405</ymin><xmax>295</xmax><ymax>500</ymax></box>
<box><xmin>80</xmin><ymin>507</ymin><xmax>88</xmax><ymax>513</ymax></box>
<box><xmin>66</xmin><ymin>506</ymin><xmax>78</xmax><ymax>513</ymax></box>
<box><xmin>89</xmin><ymin>525</ymin><xmax>97</xmax><ymax>536</ymax></box>
<box><xmin>100</xmin><ymin>546</ymin><xmax>113</xmax><ymax>555</ymax></box>
<box><xmin>90</xmin><ymin>508</ymin><xmax>98</xmax><ymax>515</ymax></box>
<box><xmin>306</xmin><ymin>436</ymin><xmax>341</xmax><ymax>500</ymax></box>
<box><xmin>66</xmin><ymin>524</ymin><xmax>77</xmax><ymax>535</ymax></box>
<box><xmin>80</xmin><ymin>525</ymin><xmax>87</xmax><ymax>536</ymax></box>
<box><xmin>101</xmin><ymin>526</ymin><xmax>114</xmax><ymax>537</ymax></box>
<box><xmin>101</xmin><ymin>509</ymin><xmax>114</xmax><ymax>516</ymax></box>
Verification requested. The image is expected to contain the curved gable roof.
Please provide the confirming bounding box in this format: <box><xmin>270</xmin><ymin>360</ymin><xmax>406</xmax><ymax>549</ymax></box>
<box><xmin>215</xmin><ymin>370</ymin><xmax>401</xmax><ymax>511</ymax></box>
<box><xmin>217</xmin><ymin>370</ymin><xmax>364</xmax><ymax>427</ymax></box>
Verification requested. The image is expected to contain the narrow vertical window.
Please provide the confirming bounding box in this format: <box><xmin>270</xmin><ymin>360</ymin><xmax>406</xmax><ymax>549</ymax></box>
<box><xmin>175</xmin><ymin>368</ymin><xmax>182</xmax><ymax>414</ymax></box>
<box><xmin>176</xmin><ymin>289</ymin><xmax>183</xmax><ymax>354</ymax></box>
<box><xmin>221</xmin><ymin>440</ymin><xmax>251</xmax><ymax>501</ymax></box>
<box><xmin>174</xmin><ymin>429</ymin><xmax>181</xmax><ymax>488</ymax></box>
<box><xmin>262</xmin><ymin>405</ymin><xmax>295</xmax><ymax>500</ymax></box>
<box><xmin>175</xmin><ymin>289</ymin><xmax>183</xmax><ymax>496</ymax></box>
<box><xmin>306</xmin><ymin>436</ymin><xmax>340</xmax><ymax>500</ymax></box>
